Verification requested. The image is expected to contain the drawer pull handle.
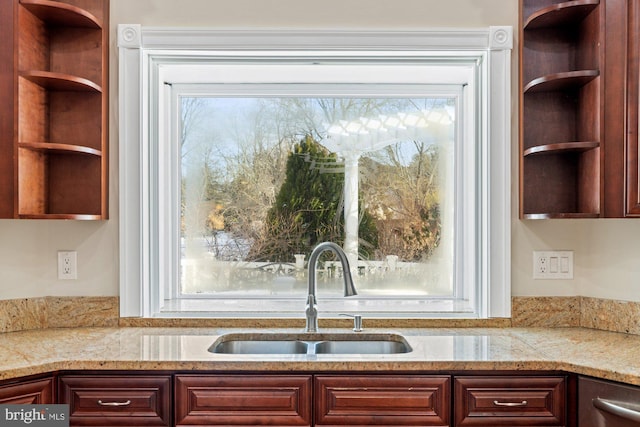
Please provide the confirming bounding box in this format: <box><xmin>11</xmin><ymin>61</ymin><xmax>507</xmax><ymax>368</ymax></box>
<box><xmin>97</xmin><ymin>400</ymin><xmax>132</xmax><ymax>407</ymax></box>
<box><xmin>593</xmin><ymin>398</ymin><xmax>640</xmax><ymax>422</ymax></box>
<box><xmin>493</xmin><ymin>400</ymin><xmax>528</xmax><ymax>407</ymax></box>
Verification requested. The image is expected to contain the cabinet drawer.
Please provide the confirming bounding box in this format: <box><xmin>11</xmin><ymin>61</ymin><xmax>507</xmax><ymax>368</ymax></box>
<box><xmin>58</xmin><ymin>375</ymin><xmax>171</xmax><ymax>427</ymax></box>
<box><xmin>175</xmin><ymin>374</ymin><xmax>312</xmax><ymax>426</ymax></box>
<box><xmin>315</xmin><ymin>375</ymin><xmax>450</xmax><ymax>426</ymax></box>
<box><xmin>454</xmin><ymin>376</ymin><xmax>565</xmax><ymax>426</ymax></box>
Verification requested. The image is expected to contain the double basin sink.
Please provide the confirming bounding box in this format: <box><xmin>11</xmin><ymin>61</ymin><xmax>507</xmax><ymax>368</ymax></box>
<box><xmin>209</xmin><ymin>332</ymin><xmax>412</xmax><ymax>355</ymax></box>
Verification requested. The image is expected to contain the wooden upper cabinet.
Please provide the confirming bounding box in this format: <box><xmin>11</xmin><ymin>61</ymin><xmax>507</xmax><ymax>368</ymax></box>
<box><xmin>520</xmin><ymin>0</ymin><xmax>604</xmax><ymax>219</ymax></box>
<box><xmin>520</xmin><ymin>0</ymin><xmax>640</xmax><ymax>219</ymax></box>
<box><xmin>0</xmin><ymin>0</ymin><xmax>108</xmax><ymax>220</ymax></box>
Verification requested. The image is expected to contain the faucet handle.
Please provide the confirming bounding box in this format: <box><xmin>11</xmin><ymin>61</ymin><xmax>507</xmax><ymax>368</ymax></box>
<box><xmin>340</xmin><ymin>313</ymin><xmax>363</xmax><ymax>332</ymax></box>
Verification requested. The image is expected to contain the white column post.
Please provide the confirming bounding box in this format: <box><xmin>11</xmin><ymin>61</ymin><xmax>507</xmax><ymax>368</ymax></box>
<box><xmin>294</xmin><ymin>254</ymin><xmax>306</xmax><ymax>269</ymax></box>
<box><xmin>342</xmin><ymin>153</ymin><xmax>360</xmax><ymax>269</ymax></box>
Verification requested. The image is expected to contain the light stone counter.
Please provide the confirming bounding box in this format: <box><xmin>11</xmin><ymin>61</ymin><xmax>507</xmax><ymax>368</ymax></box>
<box><xmin>0</xmin><ymin>327</ymin><xmax>638</xmax><ymax>386</ymax></box>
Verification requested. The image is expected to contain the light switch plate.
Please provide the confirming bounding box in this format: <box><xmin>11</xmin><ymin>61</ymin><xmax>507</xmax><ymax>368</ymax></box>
<box><xmin>533</xmin><ymin>251</ymin><xmax>573</xmax><ymax>279</ymax></box>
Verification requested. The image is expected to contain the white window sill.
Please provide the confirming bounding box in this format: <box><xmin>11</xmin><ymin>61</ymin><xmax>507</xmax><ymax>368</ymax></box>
<box><xmin>156</xmin><ymin>298</ymin><xmax>475</xmax><ymax>318</ymax></box>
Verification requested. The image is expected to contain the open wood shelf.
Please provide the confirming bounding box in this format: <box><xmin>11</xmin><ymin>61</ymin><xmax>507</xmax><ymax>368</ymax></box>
<box><xmin>18</xmin><ymin>142</ymin><xmax>102</xmax><ymax>157</ymax></box>
<box><xmin>18</xmin><ymin>213</ymin><xmax>103</xmax><ymax>220</ymax></box>
<box><xmin>523</xmin><ymin>141</ymin><xmax>599</xmax><ymax>157</ymax></box>
<box><xmin>524</xmin><ymin>70</ymin><xmax>599</xmax><ymax>93</ymax></box>
<box><xmin>20</xmin><ymin>70</ymin><xmax>101</xmax><ymax>93</ymax></box>
<box><xmin>19</xmin><ymin>0</ymin><xmax>101</xmax><ymax>28</ymax></box>
<box><xmin>524</xmin><ymin>0</ymin><xmax>599</xmax><ymax>30</ymax></box>
<box><xmin>523</xmin><ymin>212</ymin><xmax>600</xmax><ymax>219</ymax></box>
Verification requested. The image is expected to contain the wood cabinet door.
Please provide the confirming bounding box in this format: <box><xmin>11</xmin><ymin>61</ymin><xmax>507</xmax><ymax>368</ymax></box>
<box><xmin>627</xmin><ymin>0</ymin><xmax>640</xmax><ymax>216</ymax></box>
<box><xmin>0</xmin><ymin>377</ymin><xmax>54</xmax><ymax>404</ymax></box>
<box><xmin>315</xmin><ymin>375</ymin><xmax>450</xmax><ymax>426</ymax></box>
<box><xmin>454</xmin><ymin>376</ymin><xmax>565</xmax><ymax>426</ymax></box>
<box><xmin>58</xmin><ymin>374</ymin><xmax>172</xmax><ymax>427</ymax></box>
<box><xmin>175</xmin><ymin>374</ymin><xmax>312</xmax><ymax>426</ymax></box>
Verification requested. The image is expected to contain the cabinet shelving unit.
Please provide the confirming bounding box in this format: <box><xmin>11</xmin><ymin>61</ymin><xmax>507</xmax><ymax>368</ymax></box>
<box><xmin>0</xmin><ymin>0</ymin><xmax>108</xmax><ymax>220</ymax></box>
<box><xmin>520</xmin><ymin>0</ymin><xmax>603</xmax><ymax>219</ymax></box>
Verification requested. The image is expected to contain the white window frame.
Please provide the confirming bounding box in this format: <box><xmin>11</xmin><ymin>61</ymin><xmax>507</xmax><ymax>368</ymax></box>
<box><xmin>117</xmin><ymin>26</ymin><xmax>512</xmax><ymax>318</ymax></box>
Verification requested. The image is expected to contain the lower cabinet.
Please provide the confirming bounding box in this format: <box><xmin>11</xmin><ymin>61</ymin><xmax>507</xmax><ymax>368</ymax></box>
<box><xmin>174</xmin><ymin>374</ymin><xmax>567</xmax><ymax>427</ymax></box>
<box><xmin>58</xmin><ymin>374</ymin><xmax>172</xmax><ymax>427</ymax></box>
<box><xmin>454</xmin><ymin>376</ymin><xmax>566</xmax><ymax>426</ymax></box>
<box><xmin>0</xmin><ymin>376</ymin><xmax>54</xmax><ymax>404</ymax></box>
<box><xmin>1</xmin><ymin>372</ymin><xmax>572</xmax><ymax>427</ymax></box>
<box><xmin>174</xmin><ymin>374</ymin><xmax>450</xmax><ymax>427</ymax></box>
<box><xmin>174</xmin><ymin>374</ymin><xmax>312</xmax><ymax>426</ymax></box>
<box><xmin>315</xmin><ymin>375</ymin><xmax>450</xmax><ymax>426</ymax></box>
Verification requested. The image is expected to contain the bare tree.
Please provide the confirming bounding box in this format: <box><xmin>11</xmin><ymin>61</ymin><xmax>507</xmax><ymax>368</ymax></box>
<box><xmin>360</xmin><ymin>141</ymin><xmax>441</xmax><ymax>261</ymax></box>
<box><xmin>180</xmin><ymin>97</ymin><xmax>208</xmax><ymax>158</ymax></box>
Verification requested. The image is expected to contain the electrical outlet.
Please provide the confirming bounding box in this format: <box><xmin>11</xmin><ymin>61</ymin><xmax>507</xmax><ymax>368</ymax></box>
<box><xmin>537</xmin><ymin>255</ymin><xmax>547</xmax><ymax>274</ymax></box>
<box><xmin>58</xmin><ymin>251</ymin><xmax>77</xmax><ymax>280</ymax></box>
<box><xmin>533</xmin><ymin>251</ymin><xmax>573</xmax><ymax>279</ymax></box>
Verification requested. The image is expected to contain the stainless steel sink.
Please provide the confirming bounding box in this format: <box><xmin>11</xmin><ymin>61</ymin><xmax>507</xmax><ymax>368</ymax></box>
<box><xmin>314</xmin><ymin>339</ymin><xmax>410</xmax><ymax>354</ymax></box>
<box><xmin>209</xmin><ymin>333</ymin><xmax>412</xmax><ymax>355</ymax></box>
<box><xmin>212</xmin><ymin>339</ymin><xmax>309</xmax><ymax>354</ymax></box>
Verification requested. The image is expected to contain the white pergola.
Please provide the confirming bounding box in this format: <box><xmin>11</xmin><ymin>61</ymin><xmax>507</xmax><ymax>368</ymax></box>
<box><xmin>320</xmin><ymin>108</ymin><xmax>453</xmax><ymax>265</ymax></box>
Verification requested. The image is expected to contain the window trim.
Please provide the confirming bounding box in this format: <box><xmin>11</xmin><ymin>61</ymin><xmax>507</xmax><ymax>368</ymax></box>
<box><xmin>117</xmin><ymin>26</ymin><xmax>512</xmax><ymax>318</ymax></box>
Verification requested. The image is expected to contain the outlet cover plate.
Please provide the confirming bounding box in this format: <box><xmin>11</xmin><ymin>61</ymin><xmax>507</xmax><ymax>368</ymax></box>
<box><xmin>533</xmin><ymin>250</ymin><xmax>573</xmax><ymax>280</ymax></box>
<box><xmin>58</xmin><ymin>251</ymin><xmax>77</xmax><ymax>280</ymax></box>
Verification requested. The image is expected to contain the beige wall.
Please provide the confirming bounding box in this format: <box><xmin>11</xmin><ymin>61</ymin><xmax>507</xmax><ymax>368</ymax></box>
<box><xmin>1</xmin><ymin>0</ymin><xmax>639</xmax><ymax>303</ymax></box>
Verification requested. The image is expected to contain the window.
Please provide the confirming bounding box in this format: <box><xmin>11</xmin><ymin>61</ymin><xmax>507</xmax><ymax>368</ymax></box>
<box><xmin>118</xmin><ymin>27</ymin><xmax>512</xmax><ymax>318</ymax></box>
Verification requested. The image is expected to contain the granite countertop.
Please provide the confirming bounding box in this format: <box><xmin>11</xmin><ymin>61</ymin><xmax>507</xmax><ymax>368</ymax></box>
<box><xmin>1</xmin><ymin>326</ymin><xmax>638</xmax><ymax>385</ymax></box>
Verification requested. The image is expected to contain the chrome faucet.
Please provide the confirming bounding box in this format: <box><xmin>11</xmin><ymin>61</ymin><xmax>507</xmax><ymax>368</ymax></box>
<box><xmin>305</xmin><ymin>242</ymin><xmax>357</xmax><ymax>333</ymax></box>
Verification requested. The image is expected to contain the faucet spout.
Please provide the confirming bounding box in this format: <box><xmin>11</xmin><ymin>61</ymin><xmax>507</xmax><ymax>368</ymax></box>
<box><xmin>305</xmin><ymin>242</ymin><xmax>357</xmax><ymax>333</ymax></box>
